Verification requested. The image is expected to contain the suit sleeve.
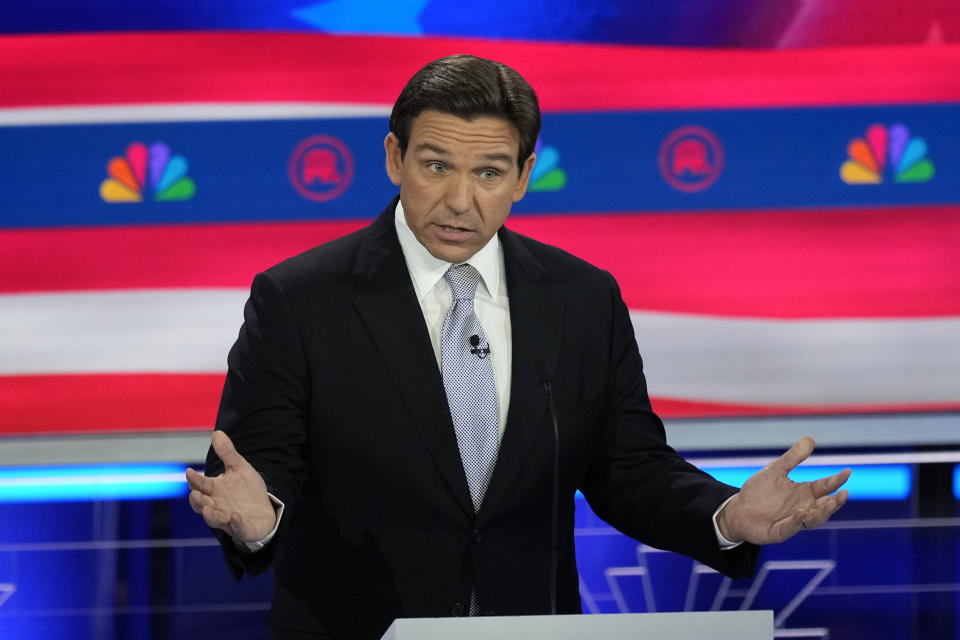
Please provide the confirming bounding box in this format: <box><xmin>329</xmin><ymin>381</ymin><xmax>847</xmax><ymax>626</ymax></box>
<box><xmin>205</xmin><ymin>270</ymin><xmax>312</xmax><ymax>578</ymax></box>
<box><xmin>579</xmin><ymin>272</ymin><xmax>758</xmax><ymax>579</ymax></box>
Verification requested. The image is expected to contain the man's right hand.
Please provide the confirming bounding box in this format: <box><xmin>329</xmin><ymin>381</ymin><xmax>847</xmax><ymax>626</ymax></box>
<box><xmin>186</xmin><ymin>430</ymin><xmax>277</xmax><ymax>543</ymax></box>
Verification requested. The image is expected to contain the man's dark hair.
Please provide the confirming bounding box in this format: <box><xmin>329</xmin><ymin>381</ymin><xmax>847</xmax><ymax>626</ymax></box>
<box><xmin>389</xmin><ymin>54</ymin><xmax>542</xmax><ymax>170</ymax></box>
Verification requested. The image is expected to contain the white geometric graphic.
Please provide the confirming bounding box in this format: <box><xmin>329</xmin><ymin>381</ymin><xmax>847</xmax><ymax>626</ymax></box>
<box><xmin>0</xmin><ymin>583</ymin><xmax>16</xmax><ymax>608</ymax></box>
<box><xmin>583</xmin><ymin>544</ymin><xmax>836</xmax><ymax>638</ymax></box>
<box><xmin>603</xmin><ymin>546</ymin><xmax>658</xmax><ymax>613</ymax></box>
<box><xmin>747</xmin><ymin>560</ymin><xmax>835</xmax><ymax>628</ymax></box>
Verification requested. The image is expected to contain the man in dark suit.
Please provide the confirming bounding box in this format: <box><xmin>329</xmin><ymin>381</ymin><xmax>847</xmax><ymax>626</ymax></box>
<box><xmin>187</xmin><ymin>55</ymin><xmax>850</xmax><ymax>639</ymax></box>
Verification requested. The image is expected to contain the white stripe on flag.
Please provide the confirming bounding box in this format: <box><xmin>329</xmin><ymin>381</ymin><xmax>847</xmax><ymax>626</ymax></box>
<box><xmin>0</xmin><ymin>103</ymin><xmax>391</xmax><ymax>126</ymax></box>
<box><xmin>632</xmin><ymin>311</ymin><xmax>960</xmax><ymax>406</ymax></box>
<box><xmin>0</xmin><ymin>289</ymin><xmax>247</xmax><ymax>373</ymax></box>
<box><xmin>3</xmin><ymin>290</ymin><xmax>958</xmax><ymax>408</ymax></box>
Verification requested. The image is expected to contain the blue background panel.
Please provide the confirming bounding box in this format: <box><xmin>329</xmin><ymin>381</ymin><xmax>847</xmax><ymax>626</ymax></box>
<box><xmin>2</xmin><ymin>104</ymin><xmax>956</xmax><ymax>229</ymax></box>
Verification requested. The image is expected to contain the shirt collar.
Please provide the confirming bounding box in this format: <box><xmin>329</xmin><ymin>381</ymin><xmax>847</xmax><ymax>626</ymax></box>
<box><xmin>394</xmin><ymin>199</ymin><xmax>502</xmax><ymax>301</ymax></box>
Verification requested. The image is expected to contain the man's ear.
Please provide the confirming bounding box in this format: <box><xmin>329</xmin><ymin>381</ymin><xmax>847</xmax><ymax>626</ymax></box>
<box><xmin>384</xmin><ymin>132</ymin><xmax>403</xmax><ymax>186</ymax></box>
<box><xmin>512</xmin><ymin>152</ymin><xmax>537</xmax><ymax>203</ymax></box>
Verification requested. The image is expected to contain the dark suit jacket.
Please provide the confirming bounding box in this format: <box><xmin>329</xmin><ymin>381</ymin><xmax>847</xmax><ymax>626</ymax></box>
<box><xmin>207</xmin><ymin>197</ymin><xmax>758</xmax><ymax>639</ymax></box>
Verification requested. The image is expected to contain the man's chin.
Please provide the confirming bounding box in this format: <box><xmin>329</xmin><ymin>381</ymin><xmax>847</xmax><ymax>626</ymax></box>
<box><xmin>425</xmin><ymin>240</ymin><xmax>479</xmax><ymax>264</ymax></box>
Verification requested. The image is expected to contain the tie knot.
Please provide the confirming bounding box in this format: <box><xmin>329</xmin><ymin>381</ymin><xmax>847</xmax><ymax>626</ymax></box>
<box><xmin>444</xmin><ymin>263</ymin><xmax>481</xmax><ymax>301</ymax></box>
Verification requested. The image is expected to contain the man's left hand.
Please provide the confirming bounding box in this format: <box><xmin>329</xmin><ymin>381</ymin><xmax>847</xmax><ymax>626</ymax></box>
<box><xmin>716</xmin><ymin>436</ymin><xmax>850</xmax><ymax>545</ymax></box>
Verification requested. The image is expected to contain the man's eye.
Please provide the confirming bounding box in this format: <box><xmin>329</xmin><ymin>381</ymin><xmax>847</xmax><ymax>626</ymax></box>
<box><xmin>428</xmin><ymin>162</ymin><xmax>446</xmax><ymax>174</ymax></box>
<box><xmin>480</xmin><ymin>169</ymin><xmax>500</xmax><ymax>179</ymax></box>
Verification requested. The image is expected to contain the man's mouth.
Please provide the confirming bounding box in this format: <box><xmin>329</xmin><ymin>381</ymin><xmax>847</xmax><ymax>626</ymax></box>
<box><xmin>437</xmin><ymin>224</ymin><xmax>471</xmax><ymax>233</ymax></box>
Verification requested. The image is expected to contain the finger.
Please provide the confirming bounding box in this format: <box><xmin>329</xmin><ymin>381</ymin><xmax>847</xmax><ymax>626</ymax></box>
<box><xmin>229</xmin><ymin>512</ymin><xmax>250</xmax><ymax>540</ymax></box>
<box><xmin>809</xmin><ymin>468</ymin><xmax>851</xmax><ymax>498</ymax></box>
<box><xmin>803</xmin><ymin>490</ymin><xmax>849</xmax><ymax>529</ymax></box>
<box><xmin>201</xmin><ymin>504</ymin><xmax>236</xmax><ymax>530</ymax></box>
<box><xmin>188</xmin><ymin>488</ymin><xmax>218</xmax><ymax>514</ymax></box>
<box><xmin>185</xmin><ymin>467</ymin><xmax>214</xmax><ymax>494</ymax></box>
<box><xmin>768</xmin><ymin>508</ymin><xmax>807</xmax><ymax>543</ymax></box>
<box><xmin>226</xmin><ymin>511</ymin><xmax>269</xmax><ymax>543</ymax></box>
<box><xmin>211</xmin><ymin>430</ymin><xmax>246</xmax><ymax>472</ymax></box>
<box><xmin>822</xmin><ymin>489</ymin><xmax>849</xmax><ymax>517</ymax></box>
<box><xmin>790</xmin><ymin>508</ymin><xmax>806</xmax><ymax>532</ymax></box>
<box><xmin>833</xmin><ymin>489</ymin><xmax>849</xmax><ymax>513</ymax></box>
<box><xmin>188</xmin><ymin>489</ymin><xmax>204</xmax><ymax>513</ymax></box>
<box><xmin>767</xmin><ymin>436</ymin><xmax>815</xmax><ymax>474</ymax></box>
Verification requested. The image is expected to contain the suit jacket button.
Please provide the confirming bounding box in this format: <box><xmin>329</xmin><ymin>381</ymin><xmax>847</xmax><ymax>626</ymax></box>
<box><xmin>471</xmin><ymin>529</ymin><xmax>482</xmax><ymax>543</ymax></box>
<box><xmin>450</xmin><ymin>602</ymin><xmax>466</xmax><ymax>616</ymax></box>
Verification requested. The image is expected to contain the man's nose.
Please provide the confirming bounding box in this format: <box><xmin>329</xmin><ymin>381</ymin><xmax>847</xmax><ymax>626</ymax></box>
<box><xmin>444</xmin><ymin>173</ymin><xmax>472</xmax><ymax>214</ymax></box>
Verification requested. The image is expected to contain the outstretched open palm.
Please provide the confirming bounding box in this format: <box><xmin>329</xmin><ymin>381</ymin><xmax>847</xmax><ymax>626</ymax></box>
<box><xmin>186</xmin><ymin>430</ymin><xmax>277</xmax><ymax>543</ymax></box>
<box><xmin>717</xmin><ymin>436</ymin><xmax>850</xmax><ymax>545</ymax></box>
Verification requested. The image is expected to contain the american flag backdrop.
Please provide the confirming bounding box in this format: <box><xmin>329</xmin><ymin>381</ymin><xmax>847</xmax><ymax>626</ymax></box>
<box><xmin>1</xmin><ymin>14</ymin><xmax>959</xmax><ymax>440</ymax></box>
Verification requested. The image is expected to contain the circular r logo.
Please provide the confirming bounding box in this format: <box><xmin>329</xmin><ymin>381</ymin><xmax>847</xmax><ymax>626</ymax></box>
<box><xmin>288</xmin><ymin>135</ymin><xmax>355</xmax><ymax>202</ymax></box>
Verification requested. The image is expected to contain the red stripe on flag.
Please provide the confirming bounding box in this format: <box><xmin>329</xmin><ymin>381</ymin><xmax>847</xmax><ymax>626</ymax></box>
<box><xmin>509</xmin><ymin>205</ymin><xmax>960</xmax><ymax>318</ymax></box>
<box><xmin>1</xmin><ymin>33</ymin><xmax>958</xmax><ymax>111</ymax></box>
<box><xmin>4</xmin><ymin>205</ymin><xmax>959</xmax><ymax>318</ymax></box>
<box><xmin>1</xmin><ymin>373</ymin><xmax>956</xmax><ymax>436</ymax></box>
<box><xmin>652</xmin><ymin>397</ymin><xmax>960</xmax><ymax>419</ymax></box>
<box><xmin>0</xmin><ymin>220</ymin><xmax>366</xmax><ymax>293</ymax></box>
<box><xmin>0</xmin><ymin>374</ymin><xmax>224</xmax><ymax>436</ymax></box>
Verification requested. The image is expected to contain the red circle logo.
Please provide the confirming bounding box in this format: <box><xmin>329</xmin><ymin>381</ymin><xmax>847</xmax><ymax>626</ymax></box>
<box><xmin>288</xmin><ymin>135</ymin><xmax>355</xmax><ymax>202</ymax></box>
<box><xmin>658</xmin><ymin>126</ymin><xmax>724</xmax><ymax>193</ymax></box>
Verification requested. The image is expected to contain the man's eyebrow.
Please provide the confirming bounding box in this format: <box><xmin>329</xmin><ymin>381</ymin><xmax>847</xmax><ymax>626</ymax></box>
<box><xmin>479</xmin><ymin>153</ymin><xmax>514</xmax><ymax>165</ymax></box>
<box><xmin>411</xmin><ymin>144</ymin><xmax>514</xmax><ymax>166</ymax></box>
<box><xmin>413</xmin><ymin>143</ymin><xmax>450</xmax><ymax>156</ymax></box>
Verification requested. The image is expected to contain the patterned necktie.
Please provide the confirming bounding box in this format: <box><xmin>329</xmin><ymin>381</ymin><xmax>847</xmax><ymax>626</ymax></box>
<box><xmin>441</xmin><ymin>263</ymin><xmax>500</xmax><ymax>513</ymax></box>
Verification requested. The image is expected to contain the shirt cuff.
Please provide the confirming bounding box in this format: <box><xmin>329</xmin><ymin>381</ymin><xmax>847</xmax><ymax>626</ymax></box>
<box><xmin>237</xmin><ymin>492</ymin><xmax>285</xmax><ymax>553</ymax></box>
<box><xmin>712</xmin><ymin>494</ymin><xmax>743</xmax><ymax>550</ymax></box>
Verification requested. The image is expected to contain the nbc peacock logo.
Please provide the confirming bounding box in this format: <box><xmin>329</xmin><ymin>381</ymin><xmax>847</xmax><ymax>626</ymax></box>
<box><xmin>840</xmin><ymin>124</ymin><xmax>935</xmax><ymax>184</ymax></box>
<box><xmin>527</xmin><ymin>138</ymin><xmax>567</xmax><ymax>192</ymax></box>
<box><xmin>100</xmin><ymin>142</ymin><xmax>196</xmax><ymax>202</ymax></box>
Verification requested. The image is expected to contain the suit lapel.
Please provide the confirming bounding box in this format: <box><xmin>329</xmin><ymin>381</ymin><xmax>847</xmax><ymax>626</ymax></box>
<box><xmin>352</xmin><ymin>203</ymin><xmax>475</xmax><ymax>518</ymax></box>
<box><xmin>480</xmin><ymin>227</ymin><xmax>565</xmax><ymax>518</ymax></box>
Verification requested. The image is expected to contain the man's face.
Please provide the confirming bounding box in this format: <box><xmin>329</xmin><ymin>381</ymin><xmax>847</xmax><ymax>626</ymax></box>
<box><xmin>385</xmin><ymin>110</ymin><xmax>535</xmax><ymax>264</ymax></box>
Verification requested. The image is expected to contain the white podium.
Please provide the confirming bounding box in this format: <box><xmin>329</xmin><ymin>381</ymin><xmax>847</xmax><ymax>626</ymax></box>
<box><xmin>380</xmin><ymin>610</ymin><xmax>773</xmax><ymax>639</ymax></box>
